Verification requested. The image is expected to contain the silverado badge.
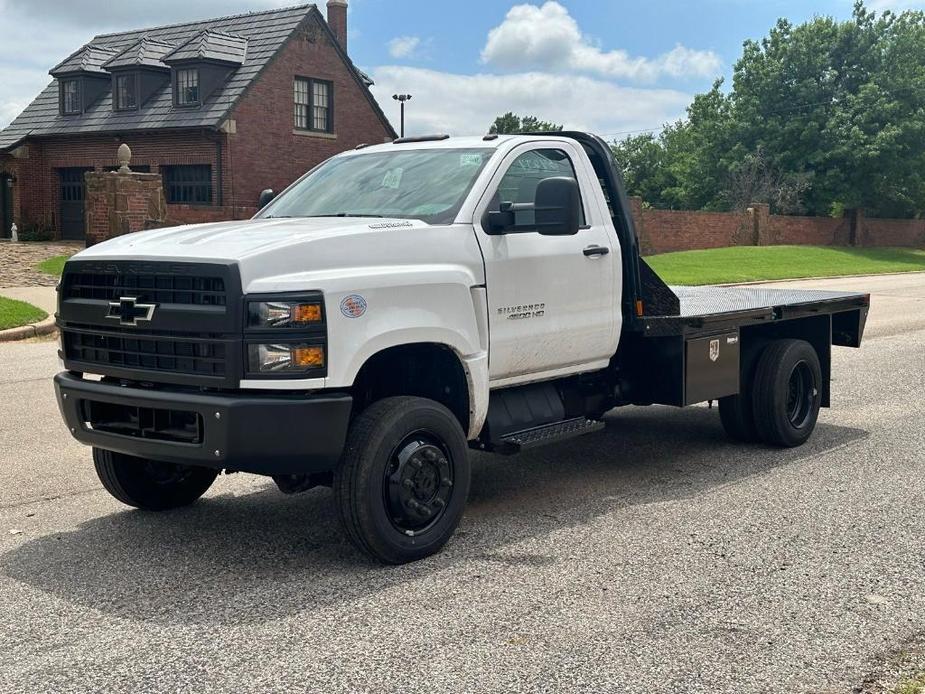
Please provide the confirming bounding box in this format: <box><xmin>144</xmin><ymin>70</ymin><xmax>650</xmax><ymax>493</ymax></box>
<box><xmin>106</xmin><ymin>296</ymin><xmax>156</xmax><ymax>326</ymax></box>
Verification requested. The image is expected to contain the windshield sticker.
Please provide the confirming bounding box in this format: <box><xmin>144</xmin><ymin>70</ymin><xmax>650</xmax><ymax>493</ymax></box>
<box><xmin>460</xmin><ymin>153</ymin><xmax>483</xmax><ymax>167</ymax></box>
<box><xmin>340</xmin><ymin>294</ymin><xmax>368</xmax><ymax>318</ymax></box>
<box><xmin>381</xmin><ymin>168</ymin><xmax>403</xmax><ymax>189</ymax></box>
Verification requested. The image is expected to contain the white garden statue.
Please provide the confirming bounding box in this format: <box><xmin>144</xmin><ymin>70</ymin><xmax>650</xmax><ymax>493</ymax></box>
<box><xmin>10</xmin><ymin>222</ymin><xmax>17</xmax><ymax>243</ymax></box>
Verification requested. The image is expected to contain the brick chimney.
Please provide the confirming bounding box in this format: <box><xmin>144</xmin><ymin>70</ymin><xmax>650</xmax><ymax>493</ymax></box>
<box><xmin>327</xmin><ymin>0</ymin><xmax>347</xmax><ymax>52</ymax></box>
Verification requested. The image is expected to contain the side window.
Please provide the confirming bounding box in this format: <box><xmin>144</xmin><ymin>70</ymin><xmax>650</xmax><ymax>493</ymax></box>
<box><xmin>492</xmin><ymin>148</ymin><xmax>585</xmax><ymax>226</ymax></box>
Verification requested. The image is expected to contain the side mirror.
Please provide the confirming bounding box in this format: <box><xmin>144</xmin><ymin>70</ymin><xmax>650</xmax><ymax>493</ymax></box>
<box><xmin>257</xmin><ymin>189</ymin><xmax>276</xmax><ymax>210</ymax></box>
<box><xmin>534</xmin><ymin>177</ymin><xmax>580</xmax><ymax>236</ymax></box>
<box><xmin>484</xmin><ymin>201</ymin><xmax>515</xmax><ymax>235</ymax></box>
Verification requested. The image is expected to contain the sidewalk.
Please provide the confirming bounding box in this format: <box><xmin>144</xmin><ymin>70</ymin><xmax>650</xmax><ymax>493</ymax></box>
<box><xmin>0</xmin><ymin>286</ymin><xmax>58</xmax><ymax>342</ymax></box>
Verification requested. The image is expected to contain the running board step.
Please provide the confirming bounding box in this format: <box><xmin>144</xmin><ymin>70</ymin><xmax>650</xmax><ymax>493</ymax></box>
<box><xmin>497</xmin><ymin>417</ymin><xmax>605</xmax><ymax>454</ymax></box>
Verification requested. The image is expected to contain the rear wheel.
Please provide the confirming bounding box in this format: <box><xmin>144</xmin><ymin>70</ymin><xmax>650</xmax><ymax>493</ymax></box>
<box><xmin>751</xmin><ymin>339</ymin><xmax>822</xmax><ymax>447</ymax></box>
<box><xmin>93</xmin><ymin>448</ymin><xmax>218</xmax><ymax>510</ymax></box>
<box><xmin>333</xmin><ymin>396</ymin><xmax>470</xmax><ymax>564</ymax></box>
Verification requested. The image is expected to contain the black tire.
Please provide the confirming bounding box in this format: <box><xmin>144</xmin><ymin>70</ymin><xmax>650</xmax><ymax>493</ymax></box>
<box><xmin>333</xmin><ymin>396</ymin><xmax>471</xmax><ymax>564</ymax></box>
<box><xmin>718</xmin><ymin>393</ymin><xmax>760</xmax><ymax>443</ymax></box>
<box><xmin>93</xmin><ymin>448</ymin><xmax>219</xmax><ymax>511</ymax></box>
<box><xmin>751</xmin><ymin>339</ymin><xmax>822</xmax><ymax>448</ymax></box>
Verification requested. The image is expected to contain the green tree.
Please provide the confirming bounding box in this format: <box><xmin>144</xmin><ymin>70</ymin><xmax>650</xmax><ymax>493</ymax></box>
<box><xmin>612</xmin><ymin>2</ymin><xmax>925</xmax><ymax>217</ymax></box>
<box><xmin>489</xmin><ymin>112</ymin><xmax>563</xmax><ymax>134</ymax></box>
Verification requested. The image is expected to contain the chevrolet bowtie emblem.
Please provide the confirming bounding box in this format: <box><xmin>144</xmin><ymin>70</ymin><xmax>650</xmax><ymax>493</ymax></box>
<box><xmin>106</xmin><ymin>296</ymin><xmax>156</xmax><ymax>326</ymax></box>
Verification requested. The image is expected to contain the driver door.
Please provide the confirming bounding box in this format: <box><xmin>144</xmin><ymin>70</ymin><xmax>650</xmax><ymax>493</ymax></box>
<box><xmin>474</xmin><ymin>142</ymin><xmax>617</xmax><ymax>384</ymax></box>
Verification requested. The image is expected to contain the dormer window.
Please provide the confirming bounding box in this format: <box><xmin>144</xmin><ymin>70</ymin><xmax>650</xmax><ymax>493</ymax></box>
<box><xmin>114</xmin><ymin>74</ymin><xmax>138</xmax><ymax>111</ymax></box>
<box><xmin>176</xmin><ymin>68</ymin><xmax>200</xmax><ymax>106</ymax></box>
<box><xmin>61</xmin><ymin>79</ymin><xmax>81</xmax><ymax>115</ymax></box>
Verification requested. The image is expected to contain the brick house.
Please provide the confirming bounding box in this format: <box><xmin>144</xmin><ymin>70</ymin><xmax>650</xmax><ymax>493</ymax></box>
<box><xmin>0</xmin><ymin>2</ymin><xmax>396</xmax><ymax>241</ymax></box>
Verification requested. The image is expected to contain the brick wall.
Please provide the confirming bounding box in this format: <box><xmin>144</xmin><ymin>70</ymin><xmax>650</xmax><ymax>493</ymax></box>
<box><xmin>629</xmin><ymin>197</ymin><xmax>925</xmax><ymax>254</ymax></box>
<box><xmin>638</xmin><ymin>208</ymin><xmax>750</xmax><ymax>254</ymax></box>
<box><xmin>226</xmin><ymin>14</ymin><xmax>393</xmax><ymax>208</ymax></box>
<box><xmin>860</xmin><ymin>218</ymin><xmax>925</xmax><ymax>247</ymax></box>
<box><xmin>10</xmin><ymin>131</ymin><xmax>227</xmax><ymax>233</ymax></box>
<box><xmin>768</xmin><ymin>214</ymin><xmax>850</xmax><ymax>246</ymax></box>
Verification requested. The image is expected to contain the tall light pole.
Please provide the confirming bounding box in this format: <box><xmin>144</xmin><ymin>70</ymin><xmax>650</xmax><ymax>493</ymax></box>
<box><xmin>392</xmin><ymin>93</ymin><xmax>412</xmax><ymax>137</ymax></box>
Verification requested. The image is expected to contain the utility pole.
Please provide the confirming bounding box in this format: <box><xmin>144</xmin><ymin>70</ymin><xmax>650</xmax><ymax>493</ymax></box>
<box><xmin>392</xmin><ymin>93</ymin><xmax>412</xmax><ymax>137</ymax></box>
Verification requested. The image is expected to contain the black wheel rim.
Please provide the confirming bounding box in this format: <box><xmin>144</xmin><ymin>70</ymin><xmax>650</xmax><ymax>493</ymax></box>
<box><xmin>786</xmin><ymin>360</ymin><xmax>816</xmax><ymax>429</ymax></box>
<box><xmin>383</xmin><ymin>430</ymin><xmax>454</xmax><ymax>536</ymax></box>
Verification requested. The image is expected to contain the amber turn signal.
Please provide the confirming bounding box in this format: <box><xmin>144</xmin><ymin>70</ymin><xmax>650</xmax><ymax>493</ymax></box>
<box><xmin>293</xmin><ymin>303</ymin><xmax>323</xmax><ymax>323</ymax></box>
<box><xmin>292</xmin><ymin>345</ymin><xmax>325</xmax><ymax>368</ymax></box>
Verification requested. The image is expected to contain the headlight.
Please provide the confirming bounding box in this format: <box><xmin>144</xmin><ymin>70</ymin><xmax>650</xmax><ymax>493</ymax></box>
<box><xmin>247</xmin><ymin>301</ymin><xmax>323</xmax><ymax>329</ymax></box>
<box><xmin>247</xmin><ymin>343</ymin><xmax>325</xmax><ymax>374</ymax></box>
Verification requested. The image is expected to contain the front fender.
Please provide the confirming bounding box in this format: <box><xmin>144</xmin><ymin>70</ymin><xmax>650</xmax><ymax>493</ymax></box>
<box><xmin>327</xmin><ymin>280</ymin><xmax>485</xmax><ymax>387</ymax></box>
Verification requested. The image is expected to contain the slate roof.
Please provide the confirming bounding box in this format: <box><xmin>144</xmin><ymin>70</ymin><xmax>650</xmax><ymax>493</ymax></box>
<box><xmin>102</xmin><ymin>38</ymin><xmax>176</xmax><ymax>71</ymax></box>
<box><xmin>50</xmin><ymin>45</ymin><xmax>119</xmax><ymax>76</ymax></box>
<box><xmin>164</xmin><ymin>30</ymin><xmax>248</xmax><ymax>65</ymax></box>
<box><xmin>0</xmin><ymin>4</ymin><xmax>394</xmax><ymax>150</ymax></box>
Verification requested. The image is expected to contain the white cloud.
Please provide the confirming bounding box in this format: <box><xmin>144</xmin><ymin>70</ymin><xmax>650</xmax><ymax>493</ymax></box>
<box><xmin>370</xmin><ymin>66</ymin><xmax>691</xmax><ymax>137</ymax></box>
<box><xmin>481</xmin><ymin>1</ymin><xmax>721</xmax><ymax>82</ymax></box>
<box><xmin>388</xmin><ymin>36</ymin><xmax>422</xmax><ymax>59</ymax></box>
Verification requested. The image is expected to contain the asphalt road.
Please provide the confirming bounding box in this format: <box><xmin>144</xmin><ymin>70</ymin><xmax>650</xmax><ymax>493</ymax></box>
<box><xmin>1</xmin><ymin>273</ymin><xmax>923</xmax><ymax>693</ymax></box>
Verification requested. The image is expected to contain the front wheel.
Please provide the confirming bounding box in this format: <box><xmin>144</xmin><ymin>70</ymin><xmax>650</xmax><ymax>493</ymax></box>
<box><xmin>93</xmin><ymin>448</ymin><xmax>218</xmax><ymax>510</ymax></box>
<box><xmin>333</xmin><ymin>396</ymin><xmax>471</xmax><ymax>564</ymax></box>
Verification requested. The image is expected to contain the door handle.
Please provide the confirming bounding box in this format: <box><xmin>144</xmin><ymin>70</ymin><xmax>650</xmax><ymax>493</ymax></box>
<box><xmin>583</xmin><ymin>245</ymin><xmax>609</xmax><ymax>257</ymax></box>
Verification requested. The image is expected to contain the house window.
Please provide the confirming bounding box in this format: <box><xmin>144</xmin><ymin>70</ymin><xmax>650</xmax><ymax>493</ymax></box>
<box><xmin>62</xmin><ymin>79</ymin><xmax>81</xmax><ymax>115</ymax></box>
<box><xmin>176</xmin><ymin>69</ymin><xmax>200</xmax><ymax>106</ymax></box>
<box><xmin>294</xmin><ymin>77</ymin><xmax>333</xmax><ymax>133</ymax></box>
<box><xmin>162</xmin><ymin>165</ymin><xmax>212</xmax><ymax>204</ymax></box>
<box><xmin>114</xmin><ymin>74</ymin><xmax>137</xmax><ymax>111</ymax></box>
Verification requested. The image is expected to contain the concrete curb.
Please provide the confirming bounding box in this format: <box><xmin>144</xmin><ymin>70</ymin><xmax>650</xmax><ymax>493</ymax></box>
<box><xmin>717</xmin><ymin>269</ymin><xmax>925</xmax><ymax>287</ymax></box>
<box><xmin>0</xmin><ymin>314</ymin><xmax>56</xmax><ymax>343</ymax></box>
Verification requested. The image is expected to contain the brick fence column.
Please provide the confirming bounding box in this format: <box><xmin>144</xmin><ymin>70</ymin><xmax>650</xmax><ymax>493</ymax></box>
<box><xmin>848</xmin><ymin>208</ymin><xmax>864</xmax><ymax>246</ymax></box>
<box><xmin>84</xmin><ymin>170</ymin><xmax>168</xmax><ymax>246</ymax></box>
<box><xmin>747</xmin><ymin>202</ymin><xmax>771</xmax><ymax>245</ymax></box>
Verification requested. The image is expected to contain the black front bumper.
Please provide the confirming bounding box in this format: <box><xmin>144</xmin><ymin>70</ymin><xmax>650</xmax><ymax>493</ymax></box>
<box><xmin>54</xmin><ymin>372</ymin><xmax>352</xmax><ymax>475</ymax></box>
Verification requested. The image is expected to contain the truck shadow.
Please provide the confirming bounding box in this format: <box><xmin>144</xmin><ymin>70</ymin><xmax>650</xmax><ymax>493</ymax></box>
<box><xmin>1</xmin><ymin>405</ymin><xmax>867</xmax><ymax>626</ymax></box>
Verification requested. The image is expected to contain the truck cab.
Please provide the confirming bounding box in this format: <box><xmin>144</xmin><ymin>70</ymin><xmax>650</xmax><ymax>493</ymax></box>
<box><xmin>54</xmin><ymin>132</ymin><xmax>869</xmax><ymax>563</ymax></box>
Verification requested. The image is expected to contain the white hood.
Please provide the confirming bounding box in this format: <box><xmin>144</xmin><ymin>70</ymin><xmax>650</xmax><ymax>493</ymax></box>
<box><xmin>72</xmin><ymin>217</ymin><xmax>485</xmax><ymax>293</ymax></box>
<box><xmin>75</xmin><ymin>217</ymin><xmax>418</xmax><ymax>262</ymax></box>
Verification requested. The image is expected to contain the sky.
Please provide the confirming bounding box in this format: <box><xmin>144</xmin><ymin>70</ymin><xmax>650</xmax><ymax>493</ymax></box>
<box><xmin>0</xmin><ymin>0</ymin><xmax>921</xmax><ymax>138</ymax></box>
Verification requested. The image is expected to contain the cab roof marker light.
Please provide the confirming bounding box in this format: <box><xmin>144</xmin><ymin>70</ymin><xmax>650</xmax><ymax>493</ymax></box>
<box><xmin>392</xmin><ymin>134</ymin><xmax>450</xmax><ymax>144</ymax></box>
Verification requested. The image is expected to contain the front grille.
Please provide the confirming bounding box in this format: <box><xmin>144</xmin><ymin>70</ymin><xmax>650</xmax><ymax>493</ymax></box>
<box><xmin>64</xmin><ymin>328</ymin><xmax>227</xmax><ymax>379</ymax></box>
<box><xmin>63</xmin><ymin>270</ymin><xmax>226</xmax><ymax>306</ymax></box>
<box><xmin>59</xmin><ymin>261</ymin><xmax>242</xmax><ymax>386</ymax></box>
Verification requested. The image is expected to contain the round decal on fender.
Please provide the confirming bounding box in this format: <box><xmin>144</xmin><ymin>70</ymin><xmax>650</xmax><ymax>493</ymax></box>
<box><xmin>340</xmin><ymin>294</ymin><xmax>367</xmax><ymax>318</ymax></box>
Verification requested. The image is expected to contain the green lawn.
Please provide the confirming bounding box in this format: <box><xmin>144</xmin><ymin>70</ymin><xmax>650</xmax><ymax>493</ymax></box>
<box><xmin>37</xmin><ymin>255</ymin><xmax>71</xmax><ymax>277</ymax></box>
<box><xmin>0</xmin><ymin>296</ymin><xmax>47</xmax><ymax>331</ymax></box>
<box><xmin>645</xmin><ymin>245</ymin><xmax>925</xmax><ymax>285</ymax></box>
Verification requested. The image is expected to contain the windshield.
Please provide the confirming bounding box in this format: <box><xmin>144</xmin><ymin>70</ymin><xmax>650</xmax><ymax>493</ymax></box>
<box><xmin>259</xmin><ymin>148</ymin><xmax>494</xmax><ymax>225</ymax></box>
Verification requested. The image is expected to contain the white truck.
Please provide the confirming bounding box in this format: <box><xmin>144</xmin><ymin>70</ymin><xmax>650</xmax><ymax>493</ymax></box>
<box><xmin>54</xmin><ymin>132</ymin><xmax>869</xmax><ymax>563</ymax></box>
